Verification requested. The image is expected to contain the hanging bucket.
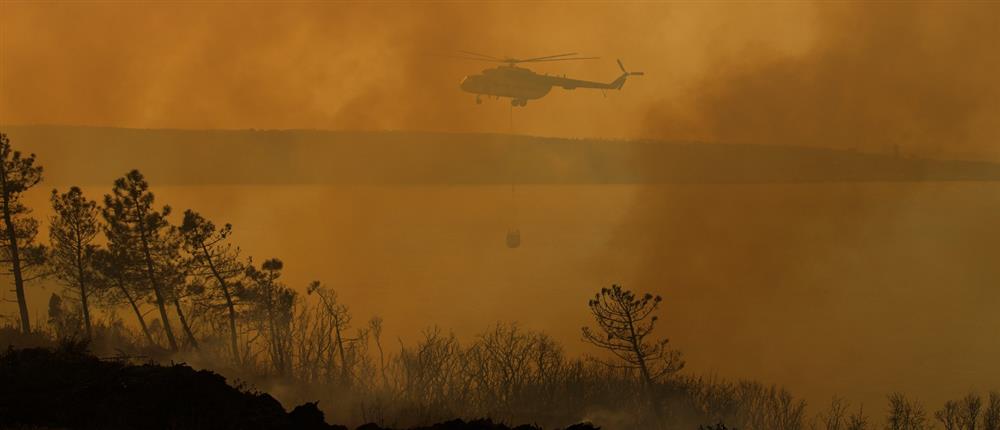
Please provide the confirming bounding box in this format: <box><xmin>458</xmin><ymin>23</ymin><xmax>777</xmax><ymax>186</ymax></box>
<box><xmin>506</xmin><ymin>229</ymin><xmax>521</xmax><ymax>248</ymax></box>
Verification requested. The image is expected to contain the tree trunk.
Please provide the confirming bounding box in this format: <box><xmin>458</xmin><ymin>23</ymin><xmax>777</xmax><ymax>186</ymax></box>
<box><xmin>134</xmin><ymin>202</ymin><xmax>178</xmax><ymax>351</ymax></box>
<box><xmin>375</xmin><ymin>334</ymin><xmax>387</xmax><ymax>389</ymax></box>
<box><xmin>201</xmin><ymin>242</ymin><xmax>240</xmax><ymax>365</ymax></box>
<box><xmin>0</xmin><ymin>168</ymin><xmax>30</xmax><ymax>334</ymax></box>
<box><xmin>76</xmin><ymin>247</ymin><xmax>92</xmax><ymax>339</ymax></box>
<box><xmin>79</xmin><ymin>277</ymin><xmax>92</xmax><ymax>339</ymax></box>
<box><xmin>172</xmin><ymin>297</ymin><xmax>199</xmax><ymax>350</ymax></box>
<box><xmin>116</xmin><ymin>277</ymin><xmax>156</xmax><ymax>348</ymax></box>
<box><xmin>334</xmin><ymin>321</ymin><xmax>349</xmax><ymax>385</ymax></box>
<box><xmin>625</xmin><ymin>308</ymin><xmax>664</xmax><ymax>428</ymax></box>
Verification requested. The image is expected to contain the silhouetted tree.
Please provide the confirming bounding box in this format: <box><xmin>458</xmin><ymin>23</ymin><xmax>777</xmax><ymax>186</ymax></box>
<box><xmin>242</xmin><ymin>258</ymin><xmax>295</xmax><ymax>375</ymax></box>
<box><xmin>0</xmin><ymin>132</ymin><xmax>44</xmax><ymax>334</ymax></box>
<box><xmin>959</xmin><ymin>393</ymin><xmax>983</xmax><ymax>430</ymax></box>
<box><xmin>102</xmin><ymin>170</ymin><xmax>179</xmax><ymax>351</ymax></box>
<box><xmin>91</xmin><ymin>247</ymin><xmax>157</xmax><ymax>347</ymax></box>
<box><xmin>308</xmin><ymin>281</ymin><xmax>355</xmax><ymax>385</ymax></box>
<box><xmin>370</xmin><ymin>316</ymin><xmax>388</xmax><ymax>388</ymax></box>
<box><xmin>155</xmin><ymin>227</ymin><xmax>199</xmax><ymax>350</ymax></box>
<box><xmin>48</xmin><ymin>187</ymin><xmax>100</xmax><ymax>339</ymax></box>
<box><xmin>819</xmin><ymin>397</ymin><xmax>849</xmax><ymax>430</ymax></box>
<box><xmin>180</xmin><ymin>210</ymin><xmax>243</xmax><ymax>364</ymax></box>
<box><xmin>983</xmin><ymin>392</ymin><xmax>1000</xmax><ymax>430</ymax></box>
<box><xmin>582</xmin><ymin>285</ymin><xmax>684</xmax><ymax>388</ymax></box>
<box><xmin>396</xmin><ymin>326</ymin><xmax>465</xmax><ymax>421</ymax></box>
<box><xmin>582</xmin><ymin>285</ymin><xmax>685</xmax><ymax>428</ymax></box>
<box><xmin>886</xmin><ymin>393</ymin><xmax>929</xmax><ymax>430</ymax></box>
<box><xmin>847</xmin><ymin>406</ymin><xmax>870</xmax><ymax>430</ymax></box>
<box><xmin>466</xmin><ymin>322</ymin><xmax>565</xmax><ymax>421</ymax></box>
<box><xmin>815</xmin><ymin>399</ymin><xmax>869</xmax><ymax>430</ymax></box>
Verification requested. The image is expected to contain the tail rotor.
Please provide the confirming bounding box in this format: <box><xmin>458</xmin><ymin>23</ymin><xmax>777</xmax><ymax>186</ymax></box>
<box><xmin>612</xmin><ymin>59</ymin><xmax>644</xmax><ymax>90</ymax></box>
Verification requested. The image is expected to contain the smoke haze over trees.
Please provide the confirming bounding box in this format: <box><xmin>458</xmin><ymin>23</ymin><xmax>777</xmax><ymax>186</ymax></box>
<box><xmin>0</xmin><ymin>131</ymin><xmax>998</xmax><ymax>429</ymax></box>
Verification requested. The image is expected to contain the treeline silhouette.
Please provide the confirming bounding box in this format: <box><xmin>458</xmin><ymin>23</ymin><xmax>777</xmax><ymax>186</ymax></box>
<box><xmin>1</xmin><ymin>131</ymin><xmax>998</xmax><ymax>430</ymax></box>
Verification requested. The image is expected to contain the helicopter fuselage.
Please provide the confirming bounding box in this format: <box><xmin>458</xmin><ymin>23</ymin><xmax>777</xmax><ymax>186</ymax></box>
<box><xmin>460</xmin><ymin>66</ymin><xmax>552</xmax><ymax>104</ymax></box>
<box><xmin>460</xmin><ymin>64</ymin><xmax>630</xmax><ymax>107</ymax></box>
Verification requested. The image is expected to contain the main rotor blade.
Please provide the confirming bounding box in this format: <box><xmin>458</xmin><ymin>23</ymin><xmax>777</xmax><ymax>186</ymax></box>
<box><xmin>522</xmin><ymin>56</ymin><xmax>600</xmax><ymax>63</ymax></box>
<box><xmin>519</xmin><ymin>52</ymin><xmax>580</xmax><ymax>62</ymax></box>
<box><xmin>458</xmin><ymin>50</ymin><xmax>502</xmax><ymax>61</ymax></box>
<box><xmin>431</xmin><ymin>53</ymin><xmax>506</xmax><ymax>63</ymax></box>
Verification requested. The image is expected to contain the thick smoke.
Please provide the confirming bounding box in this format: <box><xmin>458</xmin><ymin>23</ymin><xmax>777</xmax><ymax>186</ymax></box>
<box><xmin>640</xmin><ymin>3</ymin><xmax>1000</xmax><ymax>160</ymax></box>
<box><xmin>623</xmin><ymin>2</ymin><xmax>1000</xmax><ymax>411</ymax></box>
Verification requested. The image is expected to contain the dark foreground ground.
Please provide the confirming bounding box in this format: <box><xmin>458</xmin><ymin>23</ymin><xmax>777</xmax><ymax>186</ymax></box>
<box><xmin>0</xmin><ymin>344</ymin><xmax>600</xmax><ymax>430</ymax></box>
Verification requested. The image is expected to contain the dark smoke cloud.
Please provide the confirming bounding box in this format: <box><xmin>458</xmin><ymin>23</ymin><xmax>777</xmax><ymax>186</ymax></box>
<box><xmin>1</xmin><ymin>2</ymin><xmax>834</xmax><ymax>144</ymax></box>
<box><xmin>624</xmin><ymin>2</ymin><xmax>1000</xmax><ymax>411</ymax></box>
<box><xmin>641</xmin><ymin>3</ymin><xmax>1000</xmax><ymax>160</ymax></box>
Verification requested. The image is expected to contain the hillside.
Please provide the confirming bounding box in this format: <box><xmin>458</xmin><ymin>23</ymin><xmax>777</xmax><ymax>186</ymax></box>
<box><xmin>3</xmin><ymin>125</ymin><xmax>1000</xmax><ymax>186</ymax></box>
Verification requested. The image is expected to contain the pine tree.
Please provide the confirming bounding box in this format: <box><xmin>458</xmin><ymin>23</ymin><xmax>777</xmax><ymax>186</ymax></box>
<box><xmin>102</xmin><ymin>170</ymin><xmax>179</xmax><ymax>351</ymax></box>
<box><xmin>0</xmin><ymin>132</ymin><xmax>45</xmax><ymax>334</ymax></box>
<box><xmin>91</xmin><ymin>246</ymin><xmax>158</xmax><ymax>347</ymax></box>
<box><xmin>242</xmin><ymin>258</ymin><xmax>295</xmax><ymax>375</ymax></box>
<box><xmin>180</xmin><ymin>210</ymin><xmax>244</xmax><ymax>364</ymax></box>
<box><xmin>49</xmin><ymin>187</ymin><xmax>100</xmax><ymax>339</ymax></box>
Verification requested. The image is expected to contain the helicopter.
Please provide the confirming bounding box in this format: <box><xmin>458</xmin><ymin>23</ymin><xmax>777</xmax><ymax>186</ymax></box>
<box><xmin>454</xmin><ymin>51</ymin><xmax>644</xmax><ymax>106</ymax></box>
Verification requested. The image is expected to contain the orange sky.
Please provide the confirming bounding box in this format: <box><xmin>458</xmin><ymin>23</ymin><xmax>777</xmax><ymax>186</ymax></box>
<box><xmin>3</xmin><ymin>2</ymin><xmax>998</xmax><ymax>159</ymax></box>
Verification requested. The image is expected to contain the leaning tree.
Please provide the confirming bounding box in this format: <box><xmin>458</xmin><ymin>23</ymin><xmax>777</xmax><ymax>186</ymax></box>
<box><xmin>242</xmin><ymin>258</ymin><xmax>296</xmax><ymax>375</ymax></box>
<box><xmin>180</xmin><ymin>210</ymin><xmax>244</xmax><ymax>363</ymax></box>
<box><xmin>102</xmin><ymin>170</ymin><xmax>180</xmax><ymax>351</ymax></box>
<box><xmin>582</xmin><ymin>284</ymin><xmax>684</xmax><ymax>388</ymax></box>
<box><xmin>0</xmin><ymin>132</ymin><xmax>45</xmax><ymax>333</ymax></box>
<box><xmin>582</xmin><ymin>283</ymin><xmax>685</xmax><ymax>428</ymax></box>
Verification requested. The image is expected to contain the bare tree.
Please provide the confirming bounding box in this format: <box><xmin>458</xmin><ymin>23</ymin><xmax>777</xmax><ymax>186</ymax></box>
<box><xmin>937</xmin><ymin>400</ymin><xmax>961</xmax><ymax>430</ymax></box>
<box><xmin>938</xmin><ymin>394</ymin><xmax>984</xmax><ymax>430</ymax></box>
<box><xmin>820</xmin><ymin>397</ymin><xmax>850</xmax><ymax>430</ymax></box>
<box><xmin>396</xmin><ymin>326</ymin><xmax>465</xmax><ymax>422</ymax></box>
<box><xmin>959</xmin><ymin>393</ymin><xmax>983</xmax><ymax>430</ymax></box>
<box><xmin>0</xmin><ymin>132</ymin><xmax>44</xmax><ymax>334</ymax></box>
<box><xmin>983</xmin><ymin>392</ymin><xmax>1000</xmax><ymax>430</ymax></box>
<box><xmin>370</xmin><ymin>316</ymin><xmax>388</xmax><ymax>388</ymax></box>
<box><xmin>886</xmin><ymin>393</ymin><xmax>929</xmax><ymax>430</ymax></box>
<box><xmin>48</xmin><ymin>187</ymin><xmax>100</xmax><ymax>339</ymax></box>
<box><xmin>307</xmin><ymin>281</ymin><xmax>356</xmax><ymax>386</ymax></box>
<box><xmin>847</xmin><ymin>405</ymin><xmax>870</xmax><ymax>430</ymax></box>
<box><xmin>242</xmin><ymin>258</ymin><xmax>295</xmax><ymax>375</ymax></box>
